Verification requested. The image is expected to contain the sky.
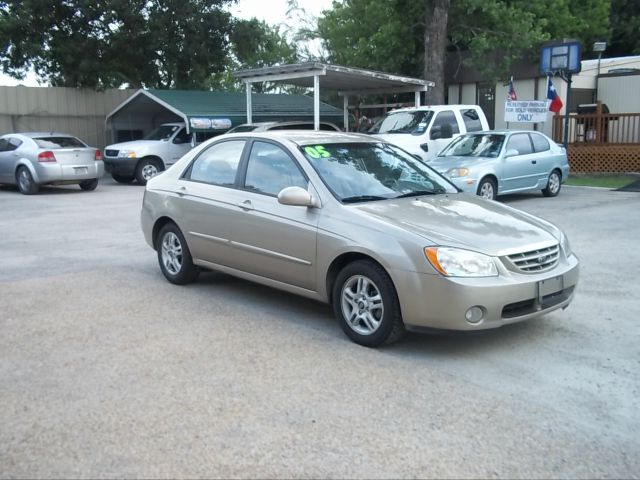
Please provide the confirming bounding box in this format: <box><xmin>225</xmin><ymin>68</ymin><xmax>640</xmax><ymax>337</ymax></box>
<box><xmin>0</xmin><ymin>0</ymin><xmax>334</xmax><ymax>87</ymax></box>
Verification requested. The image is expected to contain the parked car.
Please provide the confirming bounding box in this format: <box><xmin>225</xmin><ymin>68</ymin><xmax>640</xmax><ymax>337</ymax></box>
<box><xmin>428</xmin><ymin>131</ymin><xmax>569</xmax><ymax>200</ymax></box>
<box><xmin>103</xmin><ymin>123</ymin><xmax>195</xmax><ymax>186</ymax></box>
<box><xmin>227</xmin><ymin>121</ymin><xmax>342</xmax><ymax>133</ymax></box>
<box><xmin>141</xmin><ymin>131</ymin><xmax>579</xmax><ymax>347</ymax></box>
<box><xmin>369</xmin><ymin>105</ymin><xmax>489</xmax><ymax>161</ymax></box>
<box><xmin>0</xmin><ymin>132</ymin><xmax>104</xmax><ymax>195</ymax></box>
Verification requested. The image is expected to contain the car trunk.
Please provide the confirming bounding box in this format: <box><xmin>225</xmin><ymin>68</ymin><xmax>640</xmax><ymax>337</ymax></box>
<box><xmin>46</xmin><ymin>148</ymin><xmax>96</xmax><ymax>180</ymax></box>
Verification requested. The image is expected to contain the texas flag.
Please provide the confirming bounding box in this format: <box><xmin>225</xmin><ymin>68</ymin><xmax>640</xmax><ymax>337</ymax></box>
<box><xmin>507</xmin><ymin>78</ymin><xmax>517</xmax><ymax>100</ymax></box>
<box><xmin>547</xmin><ymin>76</ymin><xmax>563</xmax><ymax>113</ymax></box>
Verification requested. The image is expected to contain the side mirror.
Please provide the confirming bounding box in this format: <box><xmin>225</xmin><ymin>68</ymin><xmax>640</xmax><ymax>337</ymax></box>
<box><xmin>278</xmin><ymin>186</ymin><xmax>315</xmax><ymax>207</ymax></box>
<box><xmin>505</xmin><ymin>149</ymin><xmax>519</xmax><ymax>157</ymax></box>
<box><xmin>173</xmin><ymin>137</ymin><xmax>183</xmax><ymax>144</ymax></box>
<box><xmin>440</xmin><ymin>123</ymin><xmax>453</xmax><ymax>139</ymax></box>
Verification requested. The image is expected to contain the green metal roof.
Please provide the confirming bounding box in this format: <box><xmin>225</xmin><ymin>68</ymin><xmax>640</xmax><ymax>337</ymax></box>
<box><xmin>106</xmin><ymin>88</ymin><xmax>344</xmax><ymax>132</ymax></box>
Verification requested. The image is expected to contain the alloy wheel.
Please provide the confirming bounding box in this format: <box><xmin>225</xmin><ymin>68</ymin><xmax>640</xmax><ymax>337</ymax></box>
<box><xmin>340</xmin><ymin>275</ymin><xmax>385</xmax><ymax>335</ymax></box>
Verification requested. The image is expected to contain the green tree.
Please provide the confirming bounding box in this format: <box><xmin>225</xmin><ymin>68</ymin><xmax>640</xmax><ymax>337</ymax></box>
<box><xmin>314</xmin><ymin>0</ymin><xmax>611</xmax><ymax>103</ymax></box>
<box><xmin>210</xmin><ymin>18</ymin><xmax>301</xmax><ymax>92</ymax></box>
<box><xmin>609</xmin><ymin>0</ymin><xmax>640</xmax><ymax>56</ymax></box>
<box><xmin>0</xmin><ymin>0</ymin><xmax>234</xmax><ymax>89</ymax></box>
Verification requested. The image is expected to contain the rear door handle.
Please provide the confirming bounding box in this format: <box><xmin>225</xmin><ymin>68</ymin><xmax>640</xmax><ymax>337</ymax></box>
<box><xmin>177</xmin><ymin>186</ymin><xmax>187</xmax><ymax>196</ymax></box>
<box><xmin>239</xmin><ymin>199</ymin><xmax>253</xmax><ymax>211</ymax></box>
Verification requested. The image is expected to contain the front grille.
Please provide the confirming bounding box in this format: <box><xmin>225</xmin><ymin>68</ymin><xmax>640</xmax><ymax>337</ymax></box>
<box><xmin>105</xmin><ymin>149</ymin><xmax>119</xmax><ymax>157</ymax></box>
<box><xmin>505</xmin><ymin>244</ymin><xmax>559</xmax><ymax>273</ymax></box>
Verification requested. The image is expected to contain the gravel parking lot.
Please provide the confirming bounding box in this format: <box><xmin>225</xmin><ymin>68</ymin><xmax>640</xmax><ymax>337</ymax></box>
<box><xmin>1</xmin><ymin>178</ymin><xmax>639</xmax><ymax>478</ymax></box>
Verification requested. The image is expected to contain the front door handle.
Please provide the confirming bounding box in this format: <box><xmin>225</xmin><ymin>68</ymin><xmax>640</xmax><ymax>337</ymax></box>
<box><xmin>239</xmin><ymin>199</ymin><xmax>253</xmax><ymax>211</ymax></box>
<box><xmin>177</xmin><ymin>186</ymin><xmax>187</xmax><ymax>196</ymax></box>
<box><xmin>531</xmin><ymin>160</ymin><xmax>537</xmax><ymax>164</ymax></box>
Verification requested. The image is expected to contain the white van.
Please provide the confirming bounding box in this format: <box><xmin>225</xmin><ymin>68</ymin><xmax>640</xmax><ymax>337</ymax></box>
<box><xmin>370</xmin><ymin>105</ymin><xmax>489</xmax><ymax>162</ymax></box>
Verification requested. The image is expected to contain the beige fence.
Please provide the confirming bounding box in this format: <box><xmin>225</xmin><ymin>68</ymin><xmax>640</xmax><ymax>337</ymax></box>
<box><xmin>0</xmin><ymin>86</ymin><xmax>135</xmax><ymax>150</ymax></box>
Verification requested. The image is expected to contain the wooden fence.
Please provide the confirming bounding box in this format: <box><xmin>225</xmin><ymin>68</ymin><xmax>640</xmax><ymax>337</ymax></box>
<box><xmin>552</xmin><ymin>105</ymin><xmax>640</xmax><ymax>173</ymax></box>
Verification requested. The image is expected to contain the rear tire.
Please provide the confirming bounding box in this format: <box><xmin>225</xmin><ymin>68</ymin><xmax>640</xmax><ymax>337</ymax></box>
<box><xmin>112</xmin><ymin>174</ymin><xmax>135</xmax><ymax>184</ymax></box>
<box><xmin>16</xmin><ymin>166</ymin><xmax>39</xmax><ymax>195</ymax></box>
<box><xmin>157</xmin><ymin>223</ymin><xmax>199</xmax><ymax>285</ymax></box>
<box><xmin>332</xmin><ymin>260</ymin><xmax>405</xmax><ymax>347</ymax></box>
<box><xmin>135</xmin><ymin>158</ymin><xmax>161</xmax><ymax>186</ymax></box>
<box><xmin>79</xmin><ymin>179</ymin><xmax>99</xmax><ymax>191</ymax></box>
<box><xmin>542</xmin><ymin>170</ymin><xmax>562</xmax><ymax>197</ymax></box>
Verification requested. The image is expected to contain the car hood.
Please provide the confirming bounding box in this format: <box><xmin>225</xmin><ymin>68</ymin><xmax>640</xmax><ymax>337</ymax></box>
<box><xmin>105</xmin><ymin>140</ymin><xmax>163</xmax><ymax>150</ymax></box>
<box><xmin>350</xmin><ymin>194</ymin><xmax>559</xmax><ymax>256</ymax></box>
<box><xmin>428</xmin><ymin>155</ymin><xmax>489</xmax><ymax>173</ymax></box>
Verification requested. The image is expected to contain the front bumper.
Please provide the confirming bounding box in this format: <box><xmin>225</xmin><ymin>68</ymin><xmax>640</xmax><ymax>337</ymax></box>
<box><xmin>104</xmin><ymin>157</ymin><xmax>138</xmax><ymax>176</ymax></box>
<box><xmin>390</xmin><ymin>254</ymin><xmax>579</xmax><ymax>331</ymax></box>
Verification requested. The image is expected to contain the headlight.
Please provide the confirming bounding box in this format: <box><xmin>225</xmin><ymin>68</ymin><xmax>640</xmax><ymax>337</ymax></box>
<box><xmin>446</xmin><ymin>167</ymin><xmax>469</xmax><ymax>178</ymax></box>
<box><xmin>425</xmin><ymin>247</ymin><xmax>498</xmax><ymax>277</ymax></box>
<box><xmin>560</xmin><ymin>232</ymin><xmax>572</xmax><ymax>257</ymax></box>
<box><xmin>118</xmin><ymin>150</ymin><xmax>137</xmax><ymax>158</ymax></box>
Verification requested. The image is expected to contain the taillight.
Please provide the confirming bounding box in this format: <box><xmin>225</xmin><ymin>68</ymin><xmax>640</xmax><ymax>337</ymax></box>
<box><xmin>37</xmin><ymin>151</ymin><xmax>56</xmax><ymax>163</ymax></box>
<box><xmin>95</xmin><ymin>149</ymin><xmax>102</xmax><ymax>161</ymax></box>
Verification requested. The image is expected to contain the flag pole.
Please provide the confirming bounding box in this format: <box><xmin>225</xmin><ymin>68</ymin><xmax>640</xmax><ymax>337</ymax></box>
<box><xmin>562</xmin><ymin>73</ymin><xmax>572</xmax><ymax>149</ymax></box>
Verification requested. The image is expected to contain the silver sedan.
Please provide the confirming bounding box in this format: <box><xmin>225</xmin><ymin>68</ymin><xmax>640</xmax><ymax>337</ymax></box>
<box><xmin>428</xmin><ymin>131</ymin><xmax>569</xmax><ymax>200</ymax></box>
<box><xmin>0</xmin><ymin>132</ymin><xmax>104</xmax><ymax>194</ymax></box>
<box><xmin>141</xmin><ymin>132</ymin><xmax>579</xmax><ymax>347</ymax></box>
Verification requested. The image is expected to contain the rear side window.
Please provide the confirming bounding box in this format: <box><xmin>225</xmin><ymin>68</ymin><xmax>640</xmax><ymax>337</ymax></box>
<box><xmin>461</xmin><ymin>109</ymin><xmax>484</xmax><ymax>132</ymax></box>
<box><xmin>34</xmin><ymin>137</ymin><xmax>86</xmax><ymax>149</ymax></box>
<box><xmin>506</xmin><ymin>134</ymin><xmax>534</xmax><ymax>155</ymax></box>
<box><xmin>186</xmin><ymin>140</ymin><xmax>246</xmax><ymax>186</ymax></box>
<box><xmin>530</xmin><ymin>133</ymin><xmax>550</xmax><ymax>152</ymax></box>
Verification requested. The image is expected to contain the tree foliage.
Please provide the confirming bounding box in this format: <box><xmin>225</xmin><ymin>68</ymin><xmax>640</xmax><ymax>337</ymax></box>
<box><xmin>315</xmin><ymin>0</ymin><xmax>614</xmax><ymax>101</ymax></box>
<box><xmin>0</xmin><ymin>0</ymin><xmax>235</xmax><ymax>89</ymax></box>
<box><xmin>209</xmin><ymin>18</ymin><xmax>300</xmax><ymax>92</ymax></box>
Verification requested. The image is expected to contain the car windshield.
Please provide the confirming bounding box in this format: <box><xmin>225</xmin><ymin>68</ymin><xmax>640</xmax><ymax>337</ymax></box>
<box><xmin>369</xmin><ymin>110</ymin><xmax>434</xmax><ymax>135</ymax></box>
<box><xmin>438</xmin><ymin>134</ymin><xmax>506</xmax><ymax>158</ymax></box>
<box><xmin>300</xmin><ymin>142</ymin><xmax>457</xmax><ymax>202</ymax></box>
<box><xmin>144</xmin><ymin>125</ymin><xmax>180</xmax><ymax>141</ymax></box>
<box><xmin>228</xmin><ymin>125</ymin><xmax>258</xmax><ymax>133</ymax></box>
<box><xmin>34</xmin><ymin>136</ymin><xmax>86</xmax><ymax>148</ymax></box>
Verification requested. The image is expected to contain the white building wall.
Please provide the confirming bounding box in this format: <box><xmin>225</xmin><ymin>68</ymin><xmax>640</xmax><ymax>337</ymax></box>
<box><xmin>460</xmin><ymin>84</ymin><xmax>476</xmax><ymax>105</ymax></box>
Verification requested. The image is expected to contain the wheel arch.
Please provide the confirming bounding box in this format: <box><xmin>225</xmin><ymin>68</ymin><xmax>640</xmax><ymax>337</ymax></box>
<box><xmin>138</xmin><ymin>155</ymin><xmax>166</xmax><ymax>171</ymax></box>
<box><xmin>14</xmin><ymin>159</ymin><xmax>40</xmax><ymax>183</ymax></box>
<box><xmin>477</xmin><ymin>173</ymin><xmax>499</xmax><ymax>194</ymax></box>
<box><xmin>325</xmin><ymin>252</ymin><xmax>394</xmax><ymax>305</ymax></box>
<box><xmin>152</xmin><ymin>216</ymin><xmax>177</xmax><ymax>250</ymax></box>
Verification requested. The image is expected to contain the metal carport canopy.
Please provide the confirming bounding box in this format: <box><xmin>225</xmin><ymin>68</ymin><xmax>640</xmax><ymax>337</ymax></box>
<box><xmin>233</xmin><ymin>62</ymin><xmax>434</xmax><ymax>131</ymax></box>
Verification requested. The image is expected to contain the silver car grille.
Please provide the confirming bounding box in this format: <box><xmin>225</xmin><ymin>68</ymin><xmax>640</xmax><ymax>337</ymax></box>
<box><xmin>505</xmin><ymin>244</ymin><xmax>560</xmax><ymax>273</ymax></box>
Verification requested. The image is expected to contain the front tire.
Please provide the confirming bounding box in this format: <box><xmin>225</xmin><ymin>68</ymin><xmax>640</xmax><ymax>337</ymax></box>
<box><xmin>477</xmin><ymin>177</ymin><xmax>497</xmax><ymax>200</ymax></box>
<box><xmin>135</xmin><ymin>158</ymin><xmax>161</xmax><ymax>186</ymax></box>
<box><xmin>157</xmin><ymin>223</ymin><xmax>199</xmax><ymax>285</ymax></box>
<box><xmin>332</xmin><ymin>260</ymin><xmax>405</xmax><ymax>347</ymax></box>
<box><xmin>79</xmin><ymin>179</ymin><xmax>98</xmax><ymax>191</ymax></box>
<box><xmin>16</xmin><ymin>166</ymin><xmax>39</xmax><ymax>195</ymax></box>
<box><xmin>542</xmin><ymin>170</ymin><xmax>562</xmax><ymax>197</ymax></box>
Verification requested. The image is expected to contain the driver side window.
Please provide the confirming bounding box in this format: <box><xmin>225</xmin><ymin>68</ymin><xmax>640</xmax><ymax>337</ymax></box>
<box><xmin>430</xmin><ymin>111</ymin><xmax>460</xmax><ymax>140</ymax></box>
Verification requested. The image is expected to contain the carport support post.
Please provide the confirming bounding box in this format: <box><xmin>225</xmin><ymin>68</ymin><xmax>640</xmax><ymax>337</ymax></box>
<box><xmin>246</xmin><ymin>82</ymin><xmax>253</xmax><ymax>124</ymax></box>
<box><xmin>343</xmin><ymin>95</ymin><xmax>349</xmax><ymax>132</ymax></box>
<box><xmin>314</xmin><ymin>75</ymin><xmax>320</xmax><ymax>131</ymax></box>
<box><xmin>415</xmin><ymin>90</ymin><xmax>421</xmax><ymax>107</ymax></box>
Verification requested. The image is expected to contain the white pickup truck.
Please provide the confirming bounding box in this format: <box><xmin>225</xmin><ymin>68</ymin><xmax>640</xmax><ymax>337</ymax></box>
<box><xmin>103</xmin><ymin>123</ymin><xmax>194</xmax><ymax>185</ymax></box>
<box><xmin>370</xmin><ymin>105</ymin><xmax>489</xmax><ymax>162</ymax></box>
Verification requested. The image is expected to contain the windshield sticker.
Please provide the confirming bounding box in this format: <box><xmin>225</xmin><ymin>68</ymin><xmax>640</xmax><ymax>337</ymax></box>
<box><xmin>304</xmin><ymin>145</ymin><xmax>331</xmax><ymax>159</ymax></box>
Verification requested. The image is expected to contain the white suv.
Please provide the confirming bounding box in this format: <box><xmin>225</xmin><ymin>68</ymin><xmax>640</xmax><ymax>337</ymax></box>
<box><xmin>370</xmin><ymin>105</ymin><xmax>489</xmax><ymax>162</ymax></box>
